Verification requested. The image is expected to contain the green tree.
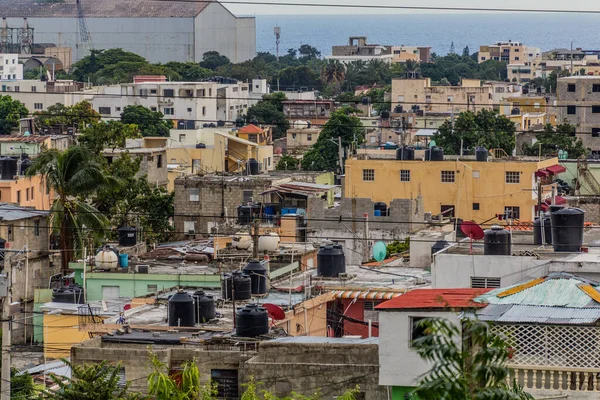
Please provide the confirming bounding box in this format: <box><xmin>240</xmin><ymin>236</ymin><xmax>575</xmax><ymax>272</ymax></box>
<box><xmin>163</xmin><ymin>62</ymin><xmax>214</xmax><ymax>81</ymax></box>
<box><xmin>11</xmin><ymin>368</ymin><xmax>37</xmax><ymax>399</ymax></box>
<box><xmin>148</xmin><ymin>353</ymin><xmax>215</xmax><ymax>400</ymax></box>
<box><xmin>320</xmin><ymin>60</ymin><xmax>346</xmax><ymax>86</ymax></box>
<box><xmin>246</xmin><ymin>98</ymin><xmax>289</xmax><ymax>139</ymax></box>
<box><xmin>121</xmin><ymin>105</ymin><xmax>172</xmax><ymax>137</ymax></box>
<box><xmin>35</xmin><ymin>101</ymin><xmax>100</xmax><ymax>131</ymax></box>
<box><xmin>302</xmin><ymin>109</ymin><xmax>363</xmax><ymax>171</ymax></box>
<box><xmin>26</xmin><ymin>146</ymin><xmax>113</xmax><ymax>271</ymax></box>
<box><xmin>462</xmin><ymin>46</ymin><xmax>470</xmax><ymax>58</ymax></box>
<box><xmin>78</xmin><ymin>121</ymin><xmax>140</xmax><ymax>154</ymax></box>
<box><xmin>200</xmin><ymin>51</ymin><xmax>231</xmax><ymax>70</ymax></box>
<box><xmin>412</xmin><ymin>317</ymin><xmax>533</xmax><ymax>400</ymax></box>
<box><xmin>274</xmin><ymin>66</ymin><xmax>320</xmax><ymax>89</ymax></box>
<box><xmin>70</xmin><ymin>48</ymin><xmax>147</xmax><ymax>83</ymax></box>
<box><xmin>522</xmin><ymin>121</ymin><xmax>587</xmax><ymax>158</ymax></box>
<box><xmin>0</xmin><ymin>95</ymin><xmax>29</xmax><ymax>134</ymax></box>
<box><xmin>434</xmin><ymin>109</ymin><xmax>516</xmax><ymax>155</ymax></box>
<box><xmin>44</xmin><ymin>359</ymin><xmax>143</xmax><ymax>400</ymax></box>
<box><xmin>298</xmin><ymin>44</ymin><xmax>321</xmax><ymax>60</ymax></box>
<box><xmin>276</xmin><ymin>155</ymin><xmax>299</xmax><ymax>170</ymax></box>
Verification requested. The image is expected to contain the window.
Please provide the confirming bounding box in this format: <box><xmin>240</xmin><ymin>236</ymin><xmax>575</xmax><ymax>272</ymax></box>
<box><xmin>481</xmin><ymin>56</ymin><xmax>486</xmax><ymax>61</ymax></box>
<box><xmin>150</xmin><ymin>89</ymin><xmax>157</xmax><ymax>94</ymax></box>
<box><xmin>514</xmin><ymin>57</ymin><xmax>520</xmax><ymax>61</ymax></box>
<box><xmin>211</xmin><ymin>369</ymin><xmax>238</xmax><ymax>399</ymax></box>
<box><xmin>233</xmin><ymin>87</ymin><xmax>238</xmax><ymax>92</ymax></box>
<box><xmin>31</xmin><ymin>86</ymin><xmax>36</xmax><ymax>92</ymax></box>
<box><xmin>34</xmin><ymin>220</ymin><xmax>40</xmax><ymax>237</ymax></box>
<box><xmin>99</xmin><ymin>107</ymin><xmax>111</xmax><ymax>115</ymax></box>
<box><xmin>163</xmin><ymin>108</ymin><xmax>174</xmax><ymax>115</ymax></box>
<box><xmin>34</xmin><ymin>103</ymin><xmax>43</xmax><ymax>110</ymax></box>
<box><xmin>567</xmin><ymin>105</ymin><xmax>576</xmax><ymax>115</ymax></box>
<box><xmin>184</xmin><ymin>221</ymin><xmax>195</xmax><ymax>234</ymax></box>
<box><xmin>307</xmin><ymin>134</ymin><xmax>312</xmax><ymax>141</ymax></box>
<box><xmin>410</xmin><ymin>317</ymin><xmax>427</xmax><ymax>346</ymax></box>
<box><xmin>147</xmin><ymin>284</ymin><xmax>158</xmax><ymax>293</ymax></box>
<box><xmin>163</xmin><ymin>89</ymin><xmax>174</xmax><ymax>97</ymax></box>
<box><xmin>209</xmin><ymin>88</ymin><xmax>212</xmax><ymax>96</ymax></box>
<box><xmin>593</xmin><ymin>128</ymin><xmax>600</xmax><ymax>138</ymax></box>
<box><xmin>568</xmin><ymin>84</ymin><xmax>576</xmax><ymax>92</ymax></box>
<box><xmin>472</xmin><ymin>170</ymin><xmax>480</xmax><ymax>178</ymax></box>
<box><xmin>364</xmin><ymin>301</ymin><xmax>382</xmax><ymax>322</ymax></box>
<box><xmin>534</xmin><ymin>102</ymin><xmax>540</xmax><ymax>109</ymax></box>
<box><xmin>471</xmin><ymin>276</ymin><xmax>501</xmax><ymax>288</ymax></box>
<box><xmin>179</xmin><ymin>134</ymin><xmax>186</xmax><ymax>142</ymax></box>
<box><xmin>243</xmin><ymin>190</ymin><xmax>253</xmax><ymax>202</ymax></box>
<box><xmin>150</xmin><ymin>107</ymin><xmax>157</xmax><ymax>112</ymax></box>
<box><xmin>593</xmin><ymin>84</ymin><xmax>600</xmax><ymax>92</ymax></box>
<box><xmin>441</xmin><ymin>170</ymin><xmax>455</xmax><ymax>183</ymax></box>
<box><xmin>30</xmin><ymin>187</ymin><xmax>33</xmax><ymax>201</ymax></box>
<box><xmin>397</xmin><ymin>95</ymin><xmax>405</xmax><ymax>102</ymax></box>
<box><xmin>7</xmin><ymin>225</ymin><xmax>13</xmax><ymax>241</ymax></box>
<box><xmin>400</xmin><ymin>170</ymin><xmax>410</xmax><ymax>182</ymax></box>
<box><xmin>593</xmin><ymin>106</ymin><xmax>600</xmax><ymax>114</ymax></box>
<box><xmin>187</xmin><ymin>107</ymin><xmax>192</xmax><ymax>112</ymax></box>
<box><xmin>198</xmin><ymin>89</ymin><xmax>206</xmax><ymax>97</ymax></box>
<box><xmin>115</xmin><ymin>107</ymin><xmax>121</xmax><ymax>112</ymax></box>
<box><xmin>16</xmin><ymin>191</ymin><xmax>20</xmax><ymax>203</ymax></box>
<box><xmin>189</xmin><ymin>188</ymin><xmax>199</xmax><ymax>201</ymax></box>
<box><xmin>505</xmin><ymin>171</ymin><xmax>520</xmax><ymax>184</ymax></box>
<box><xmin>504</xmin><ymin>206</ymin><xmax>520</xmax><ymax>219</ymax></box>
<box><xmin>25</xmin><ymin>188</ymin><xmax>29</xmax><ymax>201</ymax></box>
<box><xmin>362</xmin><ymin>169</ymin><xmax>375</xmax><ymax>181</ymax></box>
<box><xmin>202</xmin><ymin>106</ymin><xmax>206</xmax><ymax>116</ymax></box>
<box><xmin>441</xmin><ymin>205</ymin><xmax>455</xmax><ymax>218</ymax></box>
<box><xmin>139</xmin><ymin>89</ymin><xmax>148</xmax><ymax>97</ymax></box>
<box><xmin>157</xmin><ymin>154</ymin><xmax>162</xmax><ymax>168</ymax></box>
<box><xmin>473</xmin><ymin>203</ymin><xmax>480</xmax><ymax>210</ymax></box>
<box><xmin>13</xmin><ymin>86</ymin><xmax>19</xmax><ymax>92</ymax></box>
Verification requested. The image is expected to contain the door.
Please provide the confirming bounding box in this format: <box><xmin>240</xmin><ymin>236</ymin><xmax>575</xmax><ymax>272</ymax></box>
<box><xmin>102</xmin><ymin>286</ymin><xmax>120</xmax><ymax>300</ymax></box>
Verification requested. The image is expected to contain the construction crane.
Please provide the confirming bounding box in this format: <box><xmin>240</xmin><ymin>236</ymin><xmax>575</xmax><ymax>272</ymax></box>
<box><xmin>76</xmin><ymin>0</ymin><xmax>92</xmax><ymax>54</ymax></box>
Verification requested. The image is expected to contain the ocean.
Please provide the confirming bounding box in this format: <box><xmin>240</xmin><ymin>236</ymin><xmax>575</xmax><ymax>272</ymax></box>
<box><xmin>256</xmin><ymin>13</ymin><xmax>600</xmax><ymax>57</ymax></box>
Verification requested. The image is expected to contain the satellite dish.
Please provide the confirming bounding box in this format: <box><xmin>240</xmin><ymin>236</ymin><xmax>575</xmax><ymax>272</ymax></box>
<box><xmin>263</xmin><ymin>303</ymin><xmax>285</xmax><ymax>323</ymax></box>
<box><xmin>460</xmin><ymin>221</ymin><xmax>484</xmax><ymax>254</ymax></box>
<box><xmin>372</xmin><ymin>241</ymin><xmax>387</xmax><ymax>263</ymax></box>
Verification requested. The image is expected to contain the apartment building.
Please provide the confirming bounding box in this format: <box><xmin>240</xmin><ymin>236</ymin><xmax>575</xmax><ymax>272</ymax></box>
<box><xmin>478</xmin><ymin>41</ymin><xmax>540</xmax><ymax>64</ymax></box>
<box><xmin>89</xmin><ymin>80</ymin><xmax>250</xmax><ymax>128</ymax></box>
<box><xmin>328</xmin><ymin>36</ymin><xmax>393</xmax><ymax>64</ymax></box>
<box><xmin>344</xmin><ymin>156</ymin><xmax>561</xmax><ymax>223</ymax></box>
<box><xmin>391</xmin><ymin>78</ymin><xmax>494</xmax><ymax>114</ymax></box>
<box><xmin>1</xmin><ymin>79</ymin><xmax>85</xmax><ymax>112</ymax></box>
<box><xmin>0</xmin><ymin>54</ymin><xmax>22</xmax><ymax>80</ymax></box>
<box><xmin>557</xmin><ymin>76</ymin><xmax>600</xmax><ymax>152</ymax></box>
<box><xmin>389</xmin><ymin>46</ymin><xmax>432</xmax><ymax>63</ymax></box>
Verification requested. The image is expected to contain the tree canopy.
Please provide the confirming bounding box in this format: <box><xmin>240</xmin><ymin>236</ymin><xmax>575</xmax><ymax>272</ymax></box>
<box><xmin>0</xmin><ymin>95</ymin><xmax>28</xmax><ymax>134</ymax></box>
<box><xmin>35</xmin><ymin>101</ymin><xmax>100</xmax><ymax>131</ymax></box>
<box><xmin>200</xmin><ymin>51</ymin><xmax>231</xmax><ymax>70</ymax></box>
<box><xmin>78</xmin><ymin>120</ymin><xmax>140</xmax><ymax>154</ymax></box>
<box><xmin>522</xmin><ymin>121</ymin><xmax>587</xmax><ymax>158</ymax></box>
<box><xmin>121</xmin><ymin>105</ymin><xmax>172</xmax><ymax>137</ymax></box>
<box><xmin>246</xmin><ymin>93</ymin><xmax>289</xmax><ymax>139</ymax></box>
<box><xmin>434</xmin><ymin>109</ymin><xmax>516</xmax><ymax>155</ymax></box>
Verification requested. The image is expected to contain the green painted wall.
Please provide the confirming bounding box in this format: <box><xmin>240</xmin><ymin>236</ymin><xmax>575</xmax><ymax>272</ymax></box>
<box><xmin>392</xmin><ymin>386</ymin><xmax>419</xmax><ymax>400</ymax></box>
<box><xmin>85</xmin><ymin>273</ymin><xmax>221</xmax><ymax>301</ymax></box>
<box><xmin>33</xmin><ymin>288</ymin><xmax>53</xmax><ymax>343</ymax></box>
<box><xmin>559</xmin><ymin>161</ymin><xmax>600</xmax><ymax>195</ymax></box>
<box><xmin>315</xmin><ymin>171</ymin><xmax>335</xmax><ymax>206</ymax></box>
<box><xmin>0</xmin><ymin>142</ymin><xmax>40</xmax><ymax>157</ymax></box>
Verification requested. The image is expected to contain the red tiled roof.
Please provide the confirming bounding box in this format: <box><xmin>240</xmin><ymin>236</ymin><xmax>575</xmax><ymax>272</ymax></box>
<box><xmin>238</xmin><ymin>124</ymin><xmax>263</xmax><ymax>134</ymax></box>
<box><xmin>375</xmin><ymin>288</ymin><xmax>491</xmax><ymax>310</ymax></box>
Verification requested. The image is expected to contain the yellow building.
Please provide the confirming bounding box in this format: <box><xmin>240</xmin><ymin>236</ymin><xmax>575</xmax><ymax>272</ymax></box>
<box><xmin>0</xmin><ymin>174</ymin><xmax>54</xmax><ymax>210</ymax></box>
<box><xmin>236</xmin><ymin>124</ymin><xmax>270</xmax><ymax>145</ymax></box>
<box><xmin>345</xmin><ymin>157</ymin><xmax>561</xmax><ymax>223</ymax></box>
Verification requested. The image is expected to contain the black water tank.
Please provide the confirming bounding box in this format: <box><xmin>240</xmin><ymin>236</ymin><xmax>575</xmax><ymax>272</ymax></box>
<box><xmin>243</xmin><ymin>259</ymin><xmax>267</xmax><ymax>295</ymax></box>
<box><xmin>317</xmin><ymin>244</ymin><xmax>346</xmax><ymax>277</ymax></box>
<box><xmin>19</xmin><ymin>158</ymin><xmax>32</xmax><ymax>175</ymax></box>
<box><xmin>192</xmin><ymin>291</ymin><xmax>215</xmax><ymax>323</ymax></box>
<box><xmin>52</xmin><ymin>285</ymin><xmax>84</xmax><ymax>304</ymax></box>
<box><xmin>396</xmin><ymin>146</ymin><xmax>415</xmax><ymax>160</ymax></box>
<box><xmin>168</xmin><ymin>290</ymin><xmax>195</xmax><ymax>327</ymax></box>
<box><xmin>475</xmin><ymin>146</ymin><xmax>488</xmax><ymax>162</ymax></box>
<box><xmin>247</xmin><ymin>158</ymin><xmax>259</xmax><ymax>175</ymax></box>
<box><xmin>374</xmin><ymin>202</ymin><xmax>387</xmax><ymax>216</ymax></box>
<box><xmin>380</xmin><ymin>110</ymin><xmax>390</xmax><ymax>119</ymax></box>
<box><xmin>424</xmin><ymin>148</ymin><xmax>431</xmax><ymax>161</ymax></box>
<box><xmin>0</xmin><ymin>157</ymin><xmax>17</xmax><ymax>180</ymax></box>
<box><xmin>222</xmin><ymin>271</ymin><xmax>252</xmax><ymax>300</ymax></box>
<box><xmin>235</xmin><ymin>304</ymin><xmax>269</xmax><ymax>337</ymax></box>
<box><xmin>117</xmin><ymin>227</ymin><xmax>137</xmax><ymax>247</ymax></box>
<box><xmin>484</xmin><ymin>226</ymin><xmax>512</xmax><ymax>256</ymax></box>
<box><xmin>237</xmin><ymin>205</ymin><xmax>254</xmax><ymax>225</ymax></box>
<box><xmin>533</xmin><ymin>215</ymin><xmax>552</xmax><ymax>245</ymax></box>
<box><xmin>551</xmin><ymin>207</ymin><xmax>585</xmax><ymax>252</ymax></box>
<box><xmin>431</xmin><ymin>240</ymin><xmax>450</xmax><ymax>254</ymax></box>
<box><xmin>430</xmin><ymin>146</ymin><xmax>444</xmax><ymax>161</ymax></box>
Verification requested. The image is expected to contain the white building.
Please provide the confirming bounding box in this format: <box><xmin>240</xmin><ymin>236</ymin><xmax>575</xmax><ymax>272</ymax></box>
<box><xmin>0</xmin><ymin>54</ymin><xmax>22</xmax><ymax>80</ymax></box>
<box><xmin>0</xmin><ymin>79</ymin><xmax>87</xmax><ymax>112</ymax></box>
<box><xmin>88</xmin><ymin>80</ymin><xmax>251</xmax><ymax>128</ymax></box>
<box><xmin>0</xmin><ymin>0</ymin><xmax>255</xmax><ymax>63</ymax></box>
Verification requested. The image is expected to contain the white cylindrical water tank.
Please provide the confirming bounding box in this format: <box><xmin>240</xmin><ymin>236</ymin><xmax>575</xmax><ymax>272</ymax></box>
<box><xmin>233</xmin><ymin>232</ymin><xmax>252</xmax><ymax>250</ymax></box>
<box><xmin>95</xmin><ymin>248</ymin><xmax>118</xmax><ymax>270</ymax></box>
<box><xmin>258</xmin><ymin>232</ymin><xmax>280</xmax><ymax>252</ymax></box>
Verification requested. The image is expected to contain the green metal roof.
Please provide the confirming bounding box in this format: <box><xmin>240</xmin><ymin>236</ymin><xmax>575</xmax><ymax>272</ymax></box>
<box><xmin>475</xmin><ymin>273</ymin><xmax>600</xmax><ymax>308</ymax></box>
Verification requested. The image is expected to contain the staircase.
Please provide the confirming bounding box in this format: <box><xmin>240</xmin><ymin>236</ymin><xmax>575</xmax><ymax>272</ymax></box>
<box><xmin>226</xmin><ymin>148</ymin><xmax>248</xmax><ymax>172</ymax></box>
<box><xmin>577</xmin><ymin>156</ymin><xmax>600</xmax><ymax>195</ymax></box>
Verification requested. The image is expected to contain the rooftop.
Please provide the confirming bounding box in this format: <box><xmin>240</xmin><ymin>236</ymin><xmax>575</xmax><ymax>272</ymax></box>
<box><xmin>376</xmin><ymin>288</ymin><xmax>491</xmax><ymax>310</ymax></box>
<box><xmin>0</xmin><ymin>0</ymin><xmax>210</xmax><ymax>18</ymax></box>
<box><xmin>0</xmin><ymin>203</ymin><xmax>47</xmax><ymax>221</ymax></box>
<box><xmin>237</xmin><ymin>124</ymin><xmax>264</xmax><ymax>134</ymax></box>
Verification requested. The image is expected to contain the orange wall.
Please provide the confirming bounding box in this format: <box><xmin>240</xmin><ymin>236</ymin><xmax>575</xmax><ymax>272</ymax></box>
<box><xmin>0</xmin><ymin>175</ymin><xmax>54</xmax><ymax>210</ymax></box>
<box><xmin>273</xmin><ymin>292</ymin><xmax>333</xmax><ymax>336</ymax></box>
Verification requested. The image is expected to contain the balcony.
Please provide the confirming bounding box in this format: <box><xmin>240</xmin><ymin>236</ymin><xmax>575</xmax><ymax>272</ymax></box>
<box><xmin>510</xmin><ymin>365</ymin><xmax>600</xmax><ymax>393</ymax></box>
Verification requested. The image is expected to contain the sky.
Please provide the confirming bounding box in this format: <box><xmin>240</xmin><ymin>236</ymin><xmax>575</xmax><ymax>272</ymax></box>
<box><xmin>221</xmin><ymin>0</ymin><xmax>600</xmax><ymax>15</ymax></box>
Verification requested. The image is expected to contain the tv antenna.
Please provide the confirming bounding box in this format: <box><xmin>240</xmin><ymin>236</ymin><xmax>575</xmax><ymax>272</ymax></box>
<box><xmin>274</xmin><ymin>26</ymin><xmax>281</xmax><ymax>61</ymax></box>
<box><xmin>460</xmin><ymin>221</ymin><xmax>484</xmax><ymax>254</ymax></box>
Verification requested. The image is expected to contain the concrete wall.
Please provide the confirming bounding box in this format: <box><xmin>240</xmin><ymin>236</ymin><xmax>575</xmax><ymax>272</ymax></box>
<box><xmin>379</xmin><ymin>310</ymin><xmax>460</xmax><ymax>387</ymax></box>
<box><xmin>557</xmin><ymin>77</ymin><xmax>600</xmax><ymax>151</ymax></box>
<box><xmin>307</xmin><ymin>197</ymin><xmax>423</xmax><ymax>265</ymax></box>
<box><xmin>431</xmin><ymin>253</ymin><xmax>549</xmax><ymax>288</ymax></box>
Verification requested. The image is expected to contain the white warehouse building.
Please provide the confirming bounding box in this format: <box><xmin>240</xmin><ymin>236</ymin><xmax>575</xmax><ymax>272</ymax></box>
<box><xmin>0</xmin><ymin>0</ymin><xmax>256</xmax><ymax>64</ymax></box>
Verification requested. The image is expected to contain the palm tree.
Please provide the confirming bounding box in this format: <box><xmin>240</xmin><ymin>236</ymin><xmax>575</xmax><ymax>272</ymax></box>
<box><xmin>320</xmin><ymin>59</ymin><xmax>346</xmax><ymax>85</ymax></box>
<box><xmin>343</xmin><ymin>61</ymin><xmax>365</xmax><ymax>91</ymax></box>
<box><xmin>27</xmin><ymin>146</ymin><xmax>112</xmax><ymax>271</ymax></box>
<box><xmin>412</xmin><ymin>317</ymin><xmax>533</xmax><ymax>399</ymax></box>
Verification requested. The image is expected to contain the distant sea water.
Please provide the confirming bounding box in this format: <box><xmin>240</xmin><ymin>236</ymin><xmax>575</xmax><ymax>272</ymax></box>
<box><xmin>256</xmin><ymin>13</ymin><xmax>600</xmax><ymax>57</ymax></box>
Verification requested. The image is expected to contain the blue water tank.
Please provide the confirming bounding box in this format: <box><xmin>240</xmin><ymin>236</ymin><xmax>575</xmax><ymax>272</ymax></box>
<box><xmin>118</xmin><ymin>253</ymin><xmax>129</xmax><ymax>268</ymax></box>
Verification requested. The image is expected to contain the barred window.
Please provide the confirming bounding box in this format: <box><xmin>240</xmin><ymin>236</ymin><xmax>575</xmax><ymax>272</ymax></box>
<box><xmin>363</xmin><ymin>169</ymin><xmax>375</xmax><ymax>181</ymax></box>
<box><xmin>441</xmin><ymin>170</ymin><xmax>455</xmax><ymax>183</ymax></box>
<box><xmin>400</xmin><ymin>170</ymin><xmax>410</xmax><ymax>182</ymax></box>
<box><xmin>505</xmin><ymin>171</ymin><xmax>520</xmax><ymax>184</ymax></box>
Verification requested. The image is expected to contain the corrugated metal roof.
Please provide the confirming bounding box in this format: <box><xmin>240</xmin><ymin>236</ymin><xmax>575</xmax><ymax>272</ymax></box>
<box><xmin>333</xmin><ymin>290</ymin><xmax>402</xmax><ymax>300</ymax></box>
<box><xmin>478</xmin><ymin>304</ymin><xmax>600</xmax><ymax>324</ymax></box>
<box><xmin>272</xmin><ymin>336</ymin><xmax>378</xmax><ymax>345</ymax></box>
<box><xmin>0</xmin><ymin>203</ymin><xmax>47</xmax><ymax>221</ymax></box>
<box><xmin>376</xmin><ymin>288</ymin><xmax>491</xmax><ymax>310</ymax></box>
<box><xmin>0</xmin><ymin>0</ymin><xmax>209</xmax><ymax>18</ymax></box>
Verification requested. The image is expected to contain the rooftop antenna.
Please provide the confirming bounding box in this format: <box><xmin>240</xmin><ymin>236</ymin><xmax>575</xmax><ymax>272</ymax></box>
<box><xmin>460</xmin><ymin>221</ymin><xmax>485</xmax><ymax>254</ymax></box>
<box><xmin>274</xmin><ymin>26</ymin><xmax>281</xmax><ymax>61</ymax></box>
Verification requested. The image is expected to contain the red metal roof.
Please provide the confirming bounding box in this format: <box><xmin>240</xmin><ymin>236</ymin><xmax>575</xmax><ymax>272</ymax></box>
<box><xmin>546</xmin><ymin>164</ymin><xmax>567</xmax><ymax>174</ymax></box>
<box><xmin>238</xmin><ymin>124</ymin><xmax>264</xmax><ymax>134</ymax></box>
<box><xmin>545</xmin><ymin>196</ymin><xmax>567</xmax><ymax>205</ymax></box>
<box><xmin>375</xmin><ymin>288</ymin><xmax>491</xmax><ymax>310</ymax></box>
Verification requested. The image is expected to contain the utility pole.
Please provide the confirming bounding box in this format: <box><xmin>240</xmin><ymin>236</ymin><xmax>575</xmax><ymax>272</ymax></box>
<box><xmin>570</xmin><ymin>41</ymin><xmax>574</xmax><ymax>75</ymax></box>
<box><xmin>537</xmin><ymin>177</ymin><xmax>542</xmax><ymax>218</ymax></box>
<box><xmin>338</xmin><ymin>136</ymin><xmax>343</xmax><ymax>175</ymax></box>
<box><xmin>252</xmin><ymin>219</ymin><xmax>259</xmax><ymax>259</ymax></box>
